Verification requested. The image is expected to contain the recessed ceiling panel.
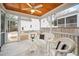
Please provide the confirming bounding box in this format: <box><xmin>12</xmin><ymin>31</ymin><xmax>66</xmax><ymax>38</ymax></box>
<box><xmin>3</xmin><ymin>3</ymin><xmax>62</xmax><ymax>16</ymax></box>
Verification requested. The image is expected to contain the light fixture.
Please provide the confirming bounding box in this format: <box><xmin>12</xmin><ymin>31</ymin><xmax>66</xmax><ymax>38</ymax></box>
<box><xmin>31</xmin><ymin>9</ymin><xmax>35</xmax><ymax>14</ymax></box>
<box><xmin>23</xmin><ymin>3</ymin><xmax>43</xmax><ymax>14</ymax></box>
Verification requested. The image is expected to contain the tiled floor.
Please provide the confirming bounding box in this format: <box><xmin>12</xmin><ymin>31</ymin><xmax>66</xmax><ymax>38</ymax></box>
<box><xmin>0</xmin><ymin>39</ymin><xmax>75</xmax><ymax>56</ymax></box>
<box><xmin>0</xmin><ymin>39</ymin><xmax>49</xmax><ymax>56</ymax></box>
<box><xmin>0</xmin><ymin>40</ymin><xmax>33</xmax><ymax>56</ymax></box>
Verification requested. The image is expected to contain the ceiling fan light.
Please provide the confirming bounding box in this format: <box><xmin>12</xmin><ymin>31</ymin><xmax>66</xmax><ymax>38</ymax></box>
<box><xmin>31</xmin><ymin>9</ymin><xmax>35</xmax><ymax>13</ymax></box>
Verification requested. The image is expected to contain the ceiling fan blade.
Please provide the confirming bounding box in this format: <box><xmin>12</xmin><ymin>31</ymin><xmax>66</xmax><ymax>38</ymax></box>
<box><xmin>27</xmin><ymin>3</ymin><xmax>32</xmax><ymax>8</ymax></box>
<box><xmin>35</xmin><ymin>10</ymin><xmax>42</xmax><ymax>13</ymax></box>
<box><xmin>34</xmin><ymin>4</ymin><xmax>43</xmax><ymax>9</ymax></box>
<box><xmin>22</xmin><ymin>8</ymin><xmax>31</xmax><ymax>10</ymax></box>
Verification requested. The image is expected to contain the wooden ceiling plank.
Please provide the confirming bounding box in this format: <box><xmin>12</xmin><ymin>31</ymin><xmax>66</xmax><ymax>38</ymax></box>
<box><xmin>3</xmin><ymin>3</ymin><xmax>62</xmax><ymax>16</ymax></box>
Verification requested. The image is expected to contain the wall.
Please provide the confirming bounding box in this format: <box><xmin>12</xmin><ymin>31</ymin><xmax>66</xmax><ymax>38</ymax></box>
<box><xmin>21</xmin><ymin>18</ymin><xmax>40</xmax><ymax>31</ymax></box>
<box><xmin>41</xmin><ymin>18</ymin><xmax>50</xmax><ymax>28</ymax></box>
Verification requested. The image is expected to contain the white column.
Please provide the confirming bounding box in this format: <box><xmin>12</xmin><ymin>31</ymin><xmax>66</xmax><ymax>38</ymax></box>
<box><xmin>50</xmin><ymin>15</ymin><xmax>52</xmax><ymax>34</ymax></box>
<box><xmin>39</xmin><ymin>19</ymin><xmax>41</xmax><ymax>33</ymax></box>
<box><xmin>5</xmin><ymin>14</ymin><xmax>8</xmax><ymax>43</ymax></box>
<box><xmin>54</xmin><ymin>13</ymin><xmax>58</xmax><ymax>27</ymax></box>
<box><xmin>77</xmin><ymin>13</ymin><xmax>79</xmax><ymax>27</ymax></box>
<box><xmin>47</xmin><ymin>15</ymin><xmax>53</xmax><ymax>56</ymax></box>
<box><xmin>64</xmin><ymin>18</ymin><xmax>66</xmax><ymax>27</ymax></box>
<box><xmin>75</xmin><ymin>36</ymin><xmax>79</xmax><ymax>55</ymax></box>
<box><xmin>47</xmin><ymin>15</ymin><xmax>52</xmax><ymax>34</ymax></box>
<box><xmin>0</xmin><ymin>9</ymin><xmax>1</xmax><ymax>47</ymax></box>
<box><xmin>18</xmin><ymin>16</ymin><xmax>21</xmax><ymax>41</ymax></box>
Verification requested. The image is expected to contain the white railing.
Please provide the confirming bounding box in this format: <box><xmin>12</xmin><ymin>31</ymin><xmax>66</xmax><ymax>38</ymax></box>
<box><xmin>41</xmin><ymin>27</ymin><xmax>79</xmax><ymax>55</ymax></box>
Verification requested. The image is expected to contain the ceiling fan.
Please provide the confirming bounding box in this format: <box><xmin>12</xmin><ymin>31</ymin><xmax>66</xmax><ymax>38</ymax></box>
<box><xmin>22</xmin><ymin>3</ymin><xmax>43</xmax><ymax>14</ymax></box>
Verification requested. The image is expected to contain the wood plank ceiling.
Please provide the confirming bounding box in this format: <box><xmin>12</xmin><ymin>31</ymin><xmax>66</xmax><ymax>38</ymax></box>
<box><xmin>3</xmin><ymin>3</ymin><xmax>62</xmax><ymax>16</ymax></box>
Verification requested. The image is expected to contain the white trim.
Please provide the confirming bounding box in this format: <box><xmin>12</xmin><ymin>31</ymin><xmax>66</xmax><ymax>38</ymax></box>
<box><xmin>77</xmin><ymin>13</ymin><xmax>79</xmax><ymax>27</ymax></box>
<box><xmin>64</xmin><ymin>18</ymin><xmax>66</xmax><ymax>27</ymax></box>
<box><xmin>18</xmin><ymin>16</ymin><xmax>21</xmax><ymax>41</ymax></box>
<box><xmin>56</xmin><ymin>10</ymin><xmax>78</xmax><ymax>19</ymax></box>
<box><xmin>39</xmin><ymin>19</ymin><xmax>41</xmax><ymax>33</ymax></box>
<box><xmin>0</xmin><ymin>3</ymin><xmax>40</xmax><ymax>19</ymax></box>
<box><xmin>40</xmin><ymin>3</ymin><xmax>78</xmax><ymax>19</ymax></box>
<box><xmin>0</xmin><ymin>9</ymin><xmax>1</xmax><ymax>46</ymax></box>
<box><xmin>57</xmin><ymin>13</ymin><xmax>78</xmax><ymax>20</ymax></box>
<box><xmin>56</xmin><ymin>13</ymin><xmax>78</xmax><ymax>27</ymax></box>
<box><xmin>5</xmin><ymin>14</ymin><xmax>8</xmax><ymax>43</ymax></box>
<box><xmin>6</xmin><ymin>10</ymin><xmax>40</xmax><ymax>19</ymax></box>
<box><xmin>1</xmin><ymin>3</ymin><xmax>78</xmax><ymax>19</ymax></box>
<box><xmin>0</xmin><ymin>9</ymin><xmax>1</xmax><ymax>33</ymax></box>
<box><xmin>48</xmin><ymin>15</ymin><xmax>52</xmax><ymax>34</ymax></box>
<box><xmin>0</xmin><ymin>10</ymin><xmax>6</xmax><ymax>46</ymax></box>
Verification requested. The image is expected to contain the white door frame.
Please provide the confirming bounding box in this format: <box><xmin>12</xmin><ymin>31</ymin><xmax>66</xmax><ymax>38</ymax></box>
<box><xmin>0</xmin><ymin>9</ymin><xmax>1</xmax><ymax>47</ymax></box>
<box><xmin>0</xmin><ymin>9</ymin><xmax>6</xmax><ymax>46</ymax></box>
<box><xmin>5</xmin><ymin>13</ymin><xmax>23</xmax><ymax>42</ymax></box>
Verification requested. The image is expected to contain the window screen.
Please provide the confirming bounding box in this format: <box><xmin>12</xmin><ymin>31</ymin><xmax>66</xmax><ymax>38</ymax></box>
<box><xmin>54</xmin><ymin>20</ymin><xmax>57</xmax><ymax>26</ymax></box>
<box><xmin>58</xmin><ymin>18</ymin><xmax>65</xmax><ymax>24</ymax></box>
<box><xmin>66</xmin><ymin>15</ymin><xmax>77</xmax><ymax>23</ymax></box>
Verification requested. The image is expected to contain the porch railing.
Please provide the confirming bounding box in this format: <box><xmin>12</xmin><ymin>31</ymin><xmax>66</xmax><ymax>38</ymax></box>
<box><xmin>41</xmin><ymin>27</ymin><xmax>79</xmax><ymax>55</ymax></box>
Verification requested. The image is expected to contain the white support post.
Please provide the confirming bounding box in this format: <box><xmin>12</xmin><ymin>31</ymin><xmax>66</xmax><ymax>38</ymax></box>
<box><xmin>77</xmin><ymin>13</ymin><xmax>79</xmax><ymax>27</ymax></box>
<box><xmin>64</xmin><ymin>18</ymin><xmax>66</xmax><ymax>27</ymax></box>
<box><xmin>75</xmin><ymin>36</ymin><xmax>79</xmax><ymax>55</ymax></box>
<box><xmin>0</xmin><ymin>9</ymin><xmax>1</xmax><ymax>47</ymax></box>
<box><xmin>0</xmin><ymin>10</ymin><xmax>1</xmax><ymax>33</ymax></box>
<box><xmin>47</xmin><ymin>15</ymin><xmax>52</xmax><ymax>34</ymax></box>
<box><xmin>18</xmin><ymin>16</ymin><xmax>21</xmax><ymax>41</ymax></box>
<box><xmin>46</xmin><ymin>15</ymin><xmax>53</xmax><ymax>56</ymax></box>
<box><xmin>49</xmin><ymin>15</ymin><xmax>53</xmax><ymax>56</ymax></box>
<box><xmin>39</xmin><ymin>19</ymin><xmax>41</xmax><ymax>33</ymax></box>
<box><xmin>57</xmin><ymin>19</ymin><xmax>58</xmax><ymax>27</ymax></box>
<box><xmin>50</xmin><ymin>15</ymin><xmax>52</xmax><ymax>34</ymax></box>
<box><xmin>54</xmin><ymin>13</ymin><xmax>58</xmax><ymax>27</ymax></box>
<box><xmin>5</xmin><ymin>14</ymin><xmax>8</xmax><ymax>43</ymax></box>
